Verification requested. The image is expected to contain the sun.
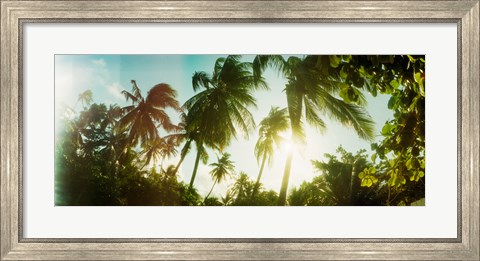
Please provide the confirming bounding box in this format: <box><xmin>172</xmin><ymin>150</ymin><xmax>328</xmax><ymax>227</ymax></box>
<box><xmin>282</xmin><ymin>139</ymin><xmax>293</xmax><ymax>153</ymax></box>
<box><xmin>261</xmin><ymin>129</ymin><xmax>317</xmax><ymax>190</ymax></box>
<box><xmin>277</xmin><ymin>130</ymin><xmax>293</xmax><ymax>152</ymax></box>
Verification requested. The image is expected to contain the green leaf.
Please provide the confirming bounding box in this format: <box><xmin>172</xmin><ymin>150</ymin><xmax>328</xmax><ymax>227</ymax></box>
<box><xmin>361</xmin><ymin>179</ymin><xmax>369</xmax><ymax>187</ymax></box>
<box><xmin>329</xmin><ymin>55</ymin><xmax>341</xmax><ymax>68</ymax></box>
<box><xmin>389</xmin><ymin>160</ymin><xmax>396</xmax><ymax>168</ymax></box>
<box><xmin>406</xmin><ymin>158</ymin><xmax>413</xmax><ymax>170</ymax></box>
<box><xmin>388</xmin><ymin>173</ymin><xmax>396</xmax><ymax>187</ymax></box>
<box><xmin>342</xmin><ymin>55</ymin><xmax>352</xmax><ymax>62</ymax></box>
<box><xmin>371</xmin><ymin>153</ymin><xmax>377</xmax><ymax>163</ymax></box>
<box><xmin>389</xmin><ymin>79</ymin><xmax>400</xmax><ymax>89</ymax></box>
<box><xmin>339</xmin><ymin>87</ymin><xmax>350</xmax><ymax>103</ymax></box>
<box><xmin>340</xmin><ymin>66</ymin><xmax>348</xmax><ymax>79</ymax></box>
<box><xmin>358</xmin><ymin>66</ymin><xmax>365</xmax><ymax>75</ymax></box>
<box><xmin>381</xmin><ymin>123</ymin><xmax>393</xmax><ymax>135</ymax></box>
<box><xmin>365</xmin><ymin>179</ymin><xmax>372</xmax><ymax>187</ymax></box>
<box><xmin>338</xmin><ymin>82</ymin><xmax>350</xmax><ymax>90</ymax></box>
<box><xmin>387</xmin><ymin>96</ymin><xmax>396</xmax><ymax>110</ymax></box>
<box><xmin>414</xmin><ymin>72</ymin><xmax>422</xmax><ymax>84</ymax></box>
<box><xmin>358</xmin><ymin>171</ymin><xmax>365</xmax><ymax>179</ymax></box>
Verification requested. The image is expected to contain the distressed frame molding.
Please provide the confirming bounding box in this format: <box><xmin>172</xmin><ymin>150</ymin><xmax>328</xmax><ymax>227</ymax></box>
<box><xmin>1</xmin><ymin>1</ymin><xmax>479</xmax><ymax>260</ymax></box>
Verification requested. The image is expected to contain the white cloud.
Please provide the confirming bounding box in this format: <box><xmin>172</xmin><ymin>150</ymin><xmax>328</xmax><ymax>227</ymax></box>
<box><xmin>107</xmin><ymin>82</ymin><xmax>125</xmax><ymax>101</ymax></box>
<box><xmin>55</xmin><ymin>58</ymin><xmax>95</xmax><ymax>106</ymax></box>
<box><xmin>191</xmin><ymin>164</ymin><xmax>213</xmax><ymax>196</ymax></box>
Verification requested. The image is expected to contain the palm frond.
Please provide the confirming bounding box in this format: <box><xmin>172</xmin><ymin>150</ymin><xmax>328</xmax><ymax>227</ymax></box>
<box><xmin>317</xmin><ymin>90</ymin><xmax>375</xmax><ymax>141</ymax></box>
<box><xmin>212</xmin><ymin>57</ymin><xmax>226</xmax><ymax>80</ymax></box>
<box><xmin>146</xmin><ymin>83</ymin><xmax>181</xmax><ymax>111</ymax></box>
<box><xmin>192</xmin><ymin>71</ymin><xmax>212</xmax><ymax>91</ymax></box>
<box><xmin>195</xmin><ymin>142</ymin><xmax>209</xmax><ymax>164</ymax></box>
<box><xmin>130</xmin><ymin>80</ymin><xmax>143</xmax><ymax>101</ymax></box>
<box><xmin>77</xmin><ymin>90</ymin><xmax>93</xmax><ymax>107</ymax></box>
<box><xmin>118</xmin><ymin>107</ymin><xmax>139</xmax><ymax>131</ymax></box>
<box><xmin>303</xmin><ymin>98</ymin><xmax>327</xmax><ymax>132</ymax></box>
<box><xmin>121</xmin><ymin>90</ymin><xmax>139</xmax><ymax>104</ymax></box>
<box><xmin>253</xmin><ymin>55</ymin><xmax>287</xmax><ymax>77</ymax></box>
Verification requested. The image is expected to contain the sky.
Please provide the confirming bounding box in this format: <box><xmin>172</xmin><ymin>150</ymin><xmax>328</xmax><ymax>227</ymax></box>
<box><xmin>55</xmin><ymin>54</ymin><xmax>392</xmax><ymax>199</ymax></box>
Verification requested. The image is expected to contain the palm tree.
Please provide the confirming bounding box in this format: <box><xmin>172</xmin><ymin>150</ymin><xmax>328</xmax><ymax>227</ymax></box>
<box><xmin>252</xmin><ymin>107</ymin><xmax>289</xmax><ymax>198</ymax></box>
<box><xmin>100</xmin><ymin>104</ymin><xmax>123</xmax><ymax>132</ymax></box>
<box><xmin>141</xmin><ymin>136</ymin><xmax>178</xmax><ymax>169</ymax></box>
<box><xmin>253</xmin><ymin>55</ymin><xmax>375</xmax><ymax>205</ymax></box>
<box><xmin>119</xmin><ymin>80</ymin><xmax>181</xmax><ymax>148</ymax></box>
<box><xmin>220</xmin><ymin>191</ymin><xmax>234</xmax><ymax>206</ymax></box>
<box><xmin>96</xmin><ymin>104</ymin><xmax>130</xmax><ymax>165</ymax></box>
<box><xmin>308</xmin><ymin>148</ymin><xmax>383</xmax><ymax>206</ymax></box>
<box><xmin>76</xmin><ymin>90</ymin><xmax>93</xmax><ymax>109</ymax></box>
<box><xmin>204</xmin><ymin>153</ymin><xmax>235</xmax><ymax>200</ymax></box>
<box><xmin>183</xmin><ymin>55</ymin><xmax>268</xmax><ymax>188</ymax></box>
<box><xmin>231</xmin><ymin>172</ymin><xmax>254</xmax><ymax>205</ymax></box>
<box><xmin>166</xmin><ymin>111</ymin><xmax>206</xmax><ymax>180</ymax></box>
<box><xmin>164</xmin><ymin>110</ymin><xmax>210</xmax><ymax>186</ymax></box>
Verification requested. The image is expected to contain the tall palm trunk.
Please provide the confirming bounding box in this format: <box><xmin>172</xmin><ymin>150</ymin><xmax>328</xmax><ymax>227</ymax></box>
<box><xmin>349</xmin><ymin>159</ymin><xmax>358</xmax><ymax>205</ymax></box>
<box><xmin>278</xmin><ymin>93</ymin><xmax>303</xmax><ymax>205</ymax></box>
<box><xmin>174</xmin><ymin>139</ymin><xmax>192</xmax><ymax>174</ymax></box>
<box><xmin>204</xmin><ymin>180</ymin><xmax>217</xmax><ymax>200</ymax></box>
<box><xmin>278</xmin><ymin>145</ymin><xmax>294</xmax><ymax>205</ymax></box>
<box><xmin>252</xmin><ymin>150</ymin><xmax>267</xmax><ymax>198</ymax></box>
<box><xmin>189</xmin><ymin>148</ymin><xmax>202</xmax><ymax>188</ymax></box>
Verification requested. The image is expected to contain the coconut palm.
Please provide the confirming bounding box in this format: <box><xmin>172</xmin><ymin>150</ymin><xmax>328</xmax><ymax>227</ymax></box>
<box><xmin>162</xmin><ymin>111</ymin><xmax>211</xmax><ymax>186</ymax></box>
<box><xmin>204</xmin><ymin>153</ymin><xmax>235</xmax><ymax>200</ymax></box>
<box><xmin>94</xmin><ymin>104</ymin><xmax>129</xmax><ymax>163</ymax></box>
<box><xmin>253</xmin><ymin>55</ymin><xmax>375</xmax><ymax>205</ymax></box>
<box><xmin>220</xmin><ymin>191</ymin><xmax>234</xmax><ymax>206</ymax></box>
<box><xmin>141</xmin><ymin>136</ymin><xmax>178</xmax><ymax>169</ymax></box>
<box><xmin>301</xmin><ymin>148</ymin><xmax>384</xmax><ymax>206</ymax></box>
<box><xmin>231</xmin><ymin>172</ymin><xmax>254</xmax><ymax>205</ymax></box>
<box><xmin>119</xmin><ymin>80</ymin><xmax>181</xmax><ymax>148</ymax></box>
<box><xmin>165</xmin><ymin>111</ymin><xmax>204</xmax><ymax>178</ymax></box>
<box><xmin>76</xmin><ymin>90</ymin><xmax>93</xmax><ymax>109</ymax></box>
<box><xmin>100</xmin><ymin>104</ymin><xmax>123</xmax><ymax>132</ymax></box>
<box><xmin>183</xmin><ymin>55</ymin><xmax>267</xmax><ymax>187</ymax></box>
<box><xmin>252</xmin><ymin>107</ymin><xmax>289</xmax><ymax>198</ymax></box>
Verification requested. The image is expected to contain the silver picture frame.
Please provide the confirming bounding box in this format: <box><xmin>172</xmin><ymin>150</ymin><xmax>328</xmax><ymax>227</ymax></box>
<box><xmin>1</xmin><ymin>1</ymin><xmax>478</xmax><ymax>260</ymax></box>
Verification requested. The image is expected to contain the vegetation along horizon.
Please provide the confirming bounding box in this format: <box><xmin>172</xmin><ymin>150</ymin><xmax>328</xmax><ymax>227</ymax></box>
<box><xmin>55</xmin><ymin>55</ymin><xmax>425</xmax><ymax>206</ymax></box>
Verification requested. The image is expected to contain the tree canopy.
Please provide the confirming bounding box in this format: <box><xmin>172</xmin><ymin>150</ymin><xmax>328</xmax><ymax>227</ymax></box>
<box><xmin>55</xmin><ymin>55</ymin><xmax>425</xmax><ymax>206</ymax></box>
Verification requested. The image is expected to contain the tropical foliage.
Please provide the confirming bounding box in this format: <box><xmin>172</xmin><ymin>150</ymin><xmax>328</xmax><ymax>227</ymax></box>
<box><xmin>253</xmin><ymin>55</ymin><xmax>375</xmax><ymax>205</ymax></box>
<box><xmin>253</xmin><ymin>107</ymin><xmax>289</xmax><ymax>198</ymax></box>
<box><xmin>55</xmin><ymin>55</ymin><xmax>425</xmax><ymax>206</ymax></box>
<box><xmin>181</xmin><ymin>55</ymin><xmax>267</xmax><ymax>188</ymax></box>
<box><xmin>205</xmin><ymin>153</ymin><xmax>235</xmax><ymax>200</ymax></box>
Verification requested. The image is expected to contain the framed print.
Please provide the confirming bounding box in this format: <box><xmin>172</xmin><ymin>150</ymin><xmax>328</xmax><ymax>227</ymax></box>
<box><xmin>1</xmin><ymin>1</ymin><xmax>479</xmax><ymax>260</ymax></box>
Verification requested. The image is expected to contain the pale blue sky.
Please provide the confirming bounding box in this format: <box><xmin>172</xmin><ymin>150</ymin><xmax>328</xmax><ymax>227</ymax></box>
<box><xmin>55</xmin><ymin>55</ymin><xmax>392</xmax><ymax>198</ymax></box>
